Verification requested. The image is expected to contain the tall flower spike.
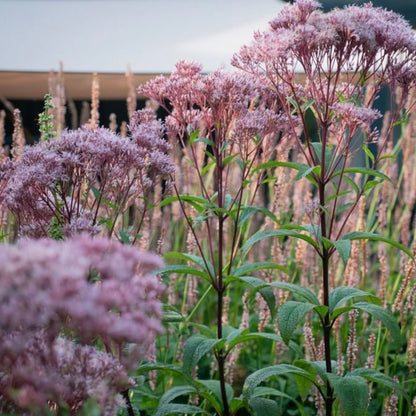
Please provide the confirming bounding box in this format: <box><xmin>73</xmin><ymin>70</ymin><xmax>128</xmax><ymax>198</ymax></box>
<box><xmin>87</xmin><ymin>72</ymin><xmax>100</xmax><ymax>128</ymax></box>
<box><xmin>0</xmin><ymin>110</ymin><xmax>6</xmax><ymax>161</ymax></box>
<box><xmin>11</xmin><ymin>108</ymin><xmax>25</xmax><ymax>161</ymax></box>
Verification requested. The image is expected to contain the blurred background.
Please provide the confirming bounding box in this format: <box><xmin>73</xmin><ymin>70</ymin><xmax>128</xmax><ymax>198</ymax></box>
<box><xmin>0</xmin><ymin>0</ymin><xmax>415</xmax><ymax>146</ymax></box>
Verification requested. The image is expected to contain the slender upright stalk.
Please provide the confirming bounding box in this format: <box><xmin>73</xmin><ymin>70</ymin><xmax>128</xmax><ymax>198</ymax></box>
<box><xmin>122</xmin><ymin>389</ymin><xmax>136</xmax><ymax>416</ymax></box>
<box><xmin>216</xmin><ymin>156</ymin><xmax>231</xmax><ymax>416</ymax></box>
<box><xmin>318</xmin><ymin>130</ymin><xmax>334</xmax><ymax>414</ymax></box>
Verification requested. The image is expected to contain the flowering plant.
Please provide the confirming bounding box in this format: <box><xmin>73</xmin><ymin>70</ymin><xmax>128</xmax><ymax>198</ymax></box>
<box><xmin>134</xmin><ymin>1</ymin><xmax>416</xmax><ymax>415</ymax></box>
<box><xmin>0</xmin><ymin>236</ymin><xmax>164</xmax><ymax>414</ymax></box>
<box><xmin>2</xmin><ymin>111</ymin><xmax>174</xmax><ymax>241</ymax></box>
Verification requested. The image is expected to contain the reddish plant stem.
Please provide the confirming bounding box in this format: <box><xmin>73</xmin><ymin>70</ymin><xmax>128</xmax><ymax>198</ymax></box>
<box><xmin>122</xmin><ymin>389</ymin><xmax>136</xmax><ymax>416</ymax></box>
<box><xmin>216</xmin><ymin>152</ymin><xmax>230</xmax><ymax>416</ymax></box>
<box><xmin>319</xmin><ymin>180</ymin><xmax>334</xmax><ymax>415</ymax></box>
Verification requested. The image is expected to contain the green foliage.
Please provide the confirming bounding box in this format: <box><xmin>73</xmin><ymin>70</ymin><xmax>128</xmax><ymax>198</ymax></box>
<box><xmin>38</xmin><ymin>93</ymin><xmax>56</xmax><ymax>141</ymax></box>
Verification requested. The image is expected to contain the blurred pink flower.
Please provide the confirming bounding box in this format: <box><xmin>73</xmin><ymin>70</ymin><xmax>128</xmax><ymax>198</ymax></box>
<box><xmin>0</xmin><ymin>235</ymin><xmax>164</xmax><ymax>414</ymax></box>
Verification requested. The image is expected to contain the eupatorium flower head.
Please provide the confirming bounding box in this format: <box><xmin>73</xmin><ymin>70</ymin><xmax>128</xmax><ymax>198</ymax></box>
<box><xmin>0</xmin><ymin>236</ymin><xmax>164</xmax><ymax>414</ymax></box>
<box><xmin>2</xmin><ymin>126</ymin><xmax>174</xmax><ymax>238</ymax></box>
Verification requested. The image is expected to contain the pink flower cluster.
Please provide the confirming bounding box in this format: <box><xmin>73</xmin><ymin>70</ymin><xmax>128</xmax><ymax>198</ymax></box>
<box><xmin>1</xmin><ymin>119</ymin><xmax>174</xmax><ymax>239</ymax></box>
<box><xmin>232</xmin><ymin>0</ymin><xmax>416</xmax><ymax>165</ymax></box>
<box><xmin>138</xmin><ymin>61</ymin><xmax>288</xmax><ymax>150</ymax></box>
<box><xmin>233</xmin><ymin>0</ymin><xmax>416</xmax><ymax>86</ymax></box>
<box><xmin>0</xmin><ymin>235</ymin><xmax>164</xmax><ymax>414</ymax></box>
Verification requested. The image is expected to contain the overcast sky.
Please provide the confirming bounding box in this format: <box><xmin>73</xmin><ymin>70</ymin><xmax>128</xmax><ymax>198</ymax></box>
<box><xmin>0</xmin><ymin>0</ymin><xmax>286</xmax><ymax>73</ymax></box>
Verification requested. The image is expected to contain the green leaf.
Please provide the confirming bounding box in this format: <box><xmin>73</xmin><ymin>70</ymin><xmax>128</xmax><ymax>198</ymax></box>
<box><xmin>311</xmin><ymin>142</ymin><xmax>336</xmax><ymax>170</ymax></box>
<box><xmin>232</xmin><ymin>262</ymin><xmax>288</xmax><ymax>277</ymax></box>
<box><xmin>137</xmin><ymin>363</ymin><xmax>195</xmax><ymax>384</ymax></box>
<box><xmin>230</xmin><ymin>397</ymin><xmax>245</xmax><ymax>414</ymax></box>
<box><xmin>188</xmin><ymin>129</ymin><xmax>200</xmax><ymax>144</ymax></box>
<box><xmin>349</xmin><ymin>368</ymin><xmax>404</xmax><ymax>394</ymax></box>
<box><xmin>332</xmin><ymin>240</ymin><xmax>351</xmax><ymax>265</ymax></box>
<box><xmin>363</xmin><ymin>144</ymin><xmax>375</xmax><ymax>163</ymax></box>
<box><xmin>234</xmin><ymin>276</ymin><xmax>276</xmax><ymax>318</ymax></box>
<box><xmin>352</xmin><ymin>302</ymin><xmax>401</xmax><ymax>345</ymax></box>
<box><xmin>250</xmin><ymin>397</ymin><xmax>279</xmax><ymax>415</ymax></box>
<box><xmin>154</xmin><ymin>403</ymin><xmax>205</xmax><ymax>416</ymax></box>
<box><xmin>252</xmin><ymin>160</ymin><xmax>309</xmax><ymax>175</ymax></box>
<box><xmin>242</xmin><ymin>228</ymin><xmax>318</xmax><ymax>255</ymax></box>
<box><xmin>269</xmin><ymin>282</ymin><xmax>320</xmax><ymax>305</ymax></box>
<box><xmin>194</xmin><ymin>136</ymin><xmax>214</xmax><ymax>147</ymax></box>
<box><xmin>251</xmin><ymin>387</ymin><xmax>306</xmax><ymax>416</ymax></box>
<box><xmin>238</xmin><ymin>206</ymin><xmax>278</xmax><ymax>226</ymax></box>
<box><xmin>91</xmin><ymin>185</ymin><xmax>101</xmax><ymax>201</ymax></box>
<box><xmin>161</xmin><ymin>265</ymin><xmax>212</xmax><ymax>283</ymax></box>
<box><xmin>223</xmin><ymin>153</ymin><xmax>238</xmax><ymax>167</ymax></box>
<box><xmin>162</xmin><ymin>306</ymin><xmax>184</xmax><ymax>323</ymax></box>
<box><xmin>329</xmin><ymin>286</ymin><xmax>381</xmax><ymax>315</ymax></box>
<box><xmin>364</xmin><ymin>179</ymin><xmax>382</xmax><ymax>193</ymax></box>
<box><xmin>155</xmin><ymin>385</ymin><xmax>197</xmax><ymax>416</ymax></box>
<box><xmin>243</xmin><ymin>364</ymin><xmax>318</xmax><ymax>403</ymax></box>
<box><xmin>164</xmin><ymin>252</ymin><xmax>215</xmax><ymax>278</ymax></box>
<box><xmin>182</xmin><ymin>335</ymin><xmax>222</xmax><ymax>375</ymax></box>
<box><xmin>196</xmin><ymin>380</ymin><xmax>233</xmax><ymax>413</ymax></box>
<box><xmin>334</xmin><ymin>167</ymin><xmax>391</xmax><ymax>183</ymax></box>
<box><xmin>159</xmin><ymin>195</ymin><xmax>207</xmax><ymax>212</ymax></box>
<box><xmin>278</xmin><ymin>301</ymin><xmax>316</xmax><ymax>344</ymax></box>
<box><xmin>118</xmin><ymin>230</ymin><xmax>131</xmax><ymax>245</ymax></box>
<box><xmin>226</xmin><ymin>331</ymin><xmax>301</xmax><ymax>355</ymax></box>
<box><xmin>293</xmin><ymin>164</ymin><xmax>320</xmax><ymax>181</ymax></box>
<box><xmin>328</xmin><ymin>374</ymin><xmax>369</xmax><ymax>416</ymax></box>
<box><xmin>342</xmin><ymin>231</ymin><xmax>413</xmax><ymax>258</ymax></box>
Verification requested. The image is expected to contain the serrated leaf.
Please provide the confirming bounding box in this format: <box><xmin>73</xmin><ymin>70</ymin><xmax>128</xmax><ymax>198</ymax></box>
<box><xmin>294</xmin><ymin>164</ymin><xmax>320</xmax><ymax>181</ymax></box>
<box><xmin>161</xmin><ymin>265</ymin><xmax>211</xmax><ymax>283</ymax></box>
<box><xmin>342</xmin><ymin>231</ymin><xmax>413</xmax><ymax>258</ymax></box>
<box><xmin>250</xmin><ymin>397</ymin><xmax>279</xmax><ymax>415</ymax></box>
<box><xmin>196</xmin><ymin>379</ymin><xmax>233</xmax><ymax>413</ymax></box>
<box><xmin>329</xmin><ymin>286</ymin><xmax>381</xmax><ymax>314</ymax></box>
<box><xmin>349</xmin><ymin>368</ymin><xmax>404</xmax><ymax>395</ymax></box>
<box><xmin>154</xmin><ymin>403</ymin><xmax>205</xmax><ymax>416</ymax></box>
<box><xmin>159</xmin><ymin>195</ymin><xmax>207</xmax><ymax>212</ymax></box>
<box><xmin>162</xmin><ymin>307</ymin><xmax>184</xmax><ymax>323</ymax></box>
<box><xmin>251</xmin><ymin>387</ymin><xmax>307</xmax><ymax>416</ymax></box>
<box><xmin>352</xmin><ymin>302</ymin><xmax>401</xmax><ymax>345</ymax></box>
<box><xmin>232</xmin><ymin>262</ymin><xmax>289</xmax><ymax>277</ymax></box>
<box><xmin>155</xmin><ymin>385</ymin><xmax>196</xmax><ymax>412</ymax></box>
<box><xmin>252</xmin><ymin>160</ymin><xmax>309</xmax><ymax>175</ymax></box>
<box><xmin>334</xmin><ymin>167</ymin><xmax>391</xmax><ymax>183</ymax></box>
<box><xmin>226</xmin><ymin>331</ymin><xmax>301</xmax><ymax>355</ymax></box>
<box><xmin>333</xmin><ymin>240</ymin><xmax>351</xmax><ymax>265</ymax></box>
<box><xmin>269</xmin><ymin>282</ymin><xmax>320</xmax><ymax>305</ymax></box>
<box><xmin>243</xmin><ymin>364</ymin><xmax>318</xmax><ymax>402</ymax></box>
<box><xmin>328</xmin><ymin>374</ymin><xmax>369</xmax><ymax>416</ymax></box>
<box><xmin>242</xmin><ymin>229</ymin><xmax>318</xmax><ymax>255</ymax></box>
<box><xmin>238</xmin><ymin>206</ymin><xmax>278</xmax><ymax>226</ymax></box>
<box><xmin>164</xmin><ymin>252</ymin><xmax>215</xmax><ymax>278</ymax></box>
<box><xmin>137</xmin><ymin>363</ymin><xmax>194</xmax><ymax>384</ymax></box>
<box><xmin>278</xmin><ymin>301</ymin><xmax>316</xmax><ymax>344</ymax></box>
<box><xmin>182</xmin><ymin>335</ymin><xmax>221</xmax><ymax>375</ymax></box>
<box><xmin>235</xmin><ymin>276</ymin><xmax>276</xmax><ymax>318</ymax></box>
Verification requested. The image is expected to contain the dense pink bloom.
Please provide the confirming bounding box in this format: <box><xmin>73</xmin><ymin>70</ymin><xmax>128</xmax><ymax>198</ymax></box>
<box><xmin>138</xmin><ymin>62</ymin><xmax>290</xmax><ymax>153</ymax></box>
<box><xmin>232</xmin><ymin>0</ymin><xmax>416</xmax><ymax>93</ymax></box>
<box><xmin>232</xmin><ymin>0</ymin><xmax>416</xmax><ymax>166</ymax></box>
<box><xmin>2</xmin><ymin>124</ymin><xmax>174</xmax><ymax>238</ymax></box>
<box><xmin>0</xmin><ymin>236</ymin><xmax>164</xmax><ymax>414</ymax></box>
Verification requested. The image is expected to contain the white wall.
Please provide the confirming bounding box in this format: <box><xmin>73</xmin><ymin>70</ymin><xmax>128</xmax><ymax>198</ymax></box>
<box><xmin>0</xmin><ymin>0</ymin><xmax>285</xmax><ymax>73</ymax></box>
